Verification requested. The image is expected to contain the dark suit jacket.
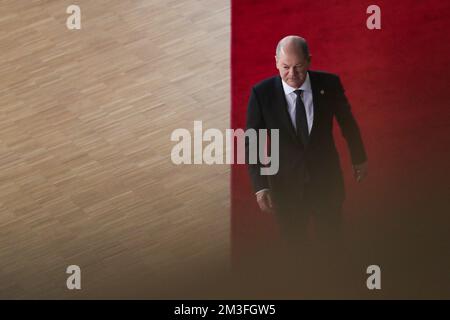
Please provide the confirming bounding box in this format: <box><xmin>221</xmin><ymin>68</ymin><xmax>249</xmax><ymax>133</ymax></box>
<box><xmin>245</xmin><ymin>70</ymin><xmax>367</xmax><ymax>211</ymax></box>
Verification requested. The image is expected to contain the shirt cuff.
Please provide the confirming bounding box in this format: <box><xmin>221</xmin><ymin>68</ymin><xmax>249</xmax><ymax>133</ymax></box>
<box><xmin>255</xmin><ymin>188</ymin><xmax>269</xmax><ymax>196</ymax></box>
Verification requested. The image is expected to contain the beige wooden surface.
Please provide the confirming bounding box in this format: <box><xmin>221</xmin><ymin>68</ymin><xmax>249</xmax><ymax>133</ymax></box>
<box><xmin>0</xmin><ymin>0</ymin><xmax>230</xmax><ymax>299</ymax></box>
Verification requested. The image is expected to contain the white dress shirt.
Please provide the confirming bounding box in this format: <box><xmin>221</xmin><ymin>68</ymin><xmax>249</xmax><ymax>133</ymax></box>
<box><xmin>255</xmin><ymin>72</ymin><xmax>315</xmax><ymax>196</ymax></box>
<box><xmin>281</xmin><ymin>72</ymin><xmax>314</xmax><ymax>134</ymax></box>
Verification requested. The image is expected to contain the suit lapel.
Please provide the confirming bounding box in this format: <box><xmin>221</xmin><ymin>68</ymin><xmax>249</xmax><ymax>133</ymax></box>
<box><xmin>273</xmin><ymin>73</ymin><xmax>323</xmax><ymax>147</ymax></box>
<box><xmin>273</xmin><ymin>76</ymin><xmax>302</xmax><ymax>146</ymax></box>
<box><xmin>308</xmin><ymin>71</ymin><xmax>323</xmax><ymax>144</ymax></box>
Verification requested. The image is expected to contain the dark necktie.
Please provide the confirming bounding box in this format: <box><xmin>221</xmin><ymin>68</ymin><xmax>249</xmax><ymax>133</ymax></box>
<box><xmin>294</xmin><ymin>89</ymin><xmax>309</xmax><ymax>146</ymax></box>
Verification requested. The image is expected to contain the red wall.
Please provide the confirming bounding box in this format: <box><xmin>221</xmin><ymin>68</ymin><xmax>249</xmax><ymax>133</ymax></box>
<box><xmin>231</xmin><ymin>0</ymin><xmax>450</xmax><ymax>268</ymax></box>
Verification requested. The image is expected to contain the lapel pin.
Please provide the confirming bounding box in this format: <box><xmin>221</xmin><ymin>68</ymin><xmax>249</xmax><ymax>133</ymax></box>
<box><xmin>320</xmin><ymin>89</ymin><xmax>325</xmax><ymax>95</ymax></box>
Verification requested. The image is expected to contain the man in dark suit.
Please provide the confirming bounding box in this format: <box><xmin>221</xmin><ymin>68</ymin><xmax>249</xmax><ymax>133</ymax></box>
<box><xmin>245</xmin><ymin>35</ymin><xmax>368</xmax><ymax>250</ymax></box>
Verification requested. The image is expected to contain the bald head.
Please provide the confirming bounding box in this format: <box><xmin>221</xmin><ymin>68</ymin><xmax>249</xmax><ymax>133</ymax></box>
<box><xmin>275</xmin><ymin>36</ymin><xmax>311</xmax><ymax>88</ymax></box>
<box><xmin>275</xmin><ymin>35</ymin><xmax>310</xmax><ymax>59</ymax></box>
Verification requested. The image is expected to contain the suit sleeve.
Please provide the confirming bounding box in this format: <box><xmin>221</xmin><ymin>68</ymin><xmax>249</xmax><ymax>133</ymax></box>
<box><xmin>245</xmin><ymin>87</ymin><xmax>269</xmax><ymax>193</ymax></box>
<box><xmin>333</xmin><ymin>77</ymin><xmax>368</xmax><ymax>165</ymax></box>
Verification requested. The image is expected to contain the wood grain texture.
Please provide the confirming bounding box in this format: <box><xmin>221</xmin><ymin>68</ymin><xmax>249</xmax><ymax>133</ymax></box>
<box><xmin>0</xmin><ymin>0</ymin><xmax>230</xmax><ymax>299</ymax></box>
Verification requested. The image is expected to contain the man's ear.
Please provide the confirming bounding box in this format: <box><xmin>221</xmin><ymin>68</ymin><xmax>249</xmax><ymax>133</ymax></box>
<box><xmin>275</xmin><ymin>55</ymin><xmax>279</xmax><ymax>70</ymax></box>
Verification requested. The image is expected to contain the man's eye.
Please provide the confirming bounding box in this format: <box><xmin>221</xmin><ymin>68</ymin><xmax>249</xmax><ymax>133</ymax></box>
<box><xmin>284</xmin><ymin>67</ymin><xmax>289</xmax><ymax>69</ymax></box>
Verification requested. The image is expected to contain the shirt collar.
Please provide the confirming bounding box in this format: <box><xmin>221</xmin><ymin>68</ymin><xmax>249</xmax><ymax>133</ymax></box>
<box><xmin>281</xmin><ymin>71</ymin><xmax>311</xmax><ymax>95</ymax></box>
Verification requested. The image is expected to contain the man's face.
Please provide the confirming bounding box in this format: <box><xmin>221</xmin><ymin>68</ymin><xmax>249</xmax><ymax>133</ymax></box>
<box><xmin>275</xmin><ymin>48</ymin><xmax>311</xmax><ymax>88</ymax></box>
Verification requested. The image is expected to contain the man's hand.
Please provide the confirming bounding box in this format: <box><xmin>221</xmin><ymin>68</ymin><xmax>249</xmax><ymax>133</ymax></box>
<box><xmin>256</xmin><ymin>189</ymin><xmax>274</xmax><ymax>213</ymax></box>
<box><xmin>352</xmin><ymin>161</ymin><xmax>368</xmax><ymax>182</ymax></box>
